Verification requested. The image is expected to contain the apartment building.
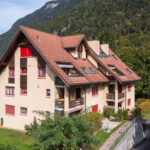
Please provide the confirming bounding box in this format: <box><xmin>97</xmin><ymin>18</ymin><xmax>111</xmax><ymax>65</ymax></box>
<box><xmin>0</xmin><ymin>26</ymin><xmax>141</xmax><ymax>130</ymax></box>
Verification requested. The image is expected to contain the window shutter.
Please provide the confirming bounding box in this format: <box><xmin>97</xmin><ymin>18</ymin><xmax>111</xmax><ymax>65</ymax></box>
<box><xmin>38</xmin><ymin>57</ymin><xmax>46</xmax><ymax>68</ymax></box>
<box><xmin>20</xmin><ymin>75</ymin><xmax>27</xmax><ymax>88</ymax></box>
<box><xmin>8</xmin><ymin>78</ymin><xmax>15</xmax><ymax>83</ymax></box>
<box><xmin>20</xmin><ymin>58</ymin><xmax>27</xmax><ymax>68</ymax></box>
<box><xmin>21</xmin><ymin>47</ymin><xmax>28</xmax><ymax>57</ymax></box>
<box><xmin>6</xmin><ymin>105</ymin><xmax>15</xmax><ymax>115</ymax></box>
<box><xmin>28</xmin><ymin>47</ymin><xmax>32</xmax><ymax>56</ymax></box>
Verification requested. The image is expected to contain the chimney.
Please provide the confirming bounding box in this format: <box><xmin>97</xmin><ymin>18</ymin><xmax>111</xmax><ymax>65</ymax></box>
<box><xmin>101</xmin><ymin>44</ymin><xmax>109</xmax><ymax>56</ymax></box>
<box><xmin>88</xmin><ymin>40</ymin><xmax>100</xmax><ymax>55</ymax></box>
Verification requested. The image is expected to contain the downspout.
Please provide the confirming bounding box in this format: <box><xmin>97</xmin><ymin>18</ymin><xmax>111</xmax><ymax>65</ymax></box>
<box><xmin>125</xmin><ymin>84</ymin><xmax>127</xmax><ymax>110</ymax></box>
<box><xmin>84</xmin><ymin>87</ymin><xmax>87</xmax><ymax>114</ymax></box>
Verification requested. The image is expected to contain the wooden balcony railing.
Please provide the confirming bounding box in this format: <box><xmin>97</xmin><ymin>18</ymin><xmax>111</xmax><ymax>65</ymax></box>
<box><xmin>55</xmin><ymin>99</ymin><xmax>64</xmax><ymax>109</ymax></box>
<box><xmin>55</xmin><ymin>98</ymin><xmax>84</xmax><ymax>110</ymax></box>
<box><xmin>118</xmin><ymin>93</ymin><xmax>125</xmax><ymax>100</ymax></box>
<box><xmin>69</xmin><ymin>98</ymin><xmax>84</xmax><ymax>109</ymax></box>
<box><xmin>106</xmin><ymin>93</ymin><xmax>125</xmax><ymax>101</ymax></box>
<box><xmin>106</xmin><ymin>93</ymin><xmax>115</xmax><ymax>100</ymax></box>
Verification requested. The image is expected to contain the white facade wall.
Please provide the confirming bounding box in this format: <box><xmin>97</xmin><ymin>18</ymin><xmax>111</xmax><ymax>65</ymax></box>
<box><xmin>0</xmin><ymin>47</ymin><xmax>56</xmax><ymax>130</ymax></box>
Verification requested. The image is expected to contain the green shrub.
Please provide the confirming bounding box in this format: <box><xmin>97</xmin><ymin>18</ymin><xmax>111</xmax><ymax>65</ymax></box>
<box><xmin>0</xmin><ymin>144</ymin><xmax>18</xmax><ymax>150</ymax></box>
<box><xmin>104</xmin><ymin>108</ymin><xmax>115</xmax><ymax>118</ymax></box>
<box><xmin>131</xmin><ymin>107</ymin><xmax>141</xmax><ymax>117</ymax></box>
<box><xmin>83</xmin><ymin>112</ymin><xmax>103</xmax><ymax>129</ymax></box>
<box><xmin>138</xmin><ymin>100</ymin><xmax>150</xmax><ymax>115</ymax></box>
<box><xmin>116</xmin><ymin>109</ymin><xmax>128</xmax><ymax>120</ymax></box>
<box><xmin>25</xmin><ymin>113</ymin><xmax>95</xmax><ymax>150</ymax></box>
<box><xmin>137</xmin><ymin>98</ymin><xmax>149</xmax><ymax>104</ymax></box>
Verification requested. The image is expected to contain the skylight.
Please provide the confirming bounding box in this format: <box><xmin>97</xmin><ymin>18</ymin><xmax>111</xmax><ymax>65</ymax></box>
<box><xmin>90</xmin><ymin>68</ymin><xmax>98</xmax><ymax>74</ymax></box>
<box><xmin>81</xmin><ymin>67</ymin><xmax>91</xmax><ymax>74</ymax></box>
<box><xmin>126</xmin><ymin>68</ymin><xmax>133</xmax><ymax>74</ymax></box>
<box><xmin>108</xmin><ymin>64</ymin><xmax>115</xmax><ymax>69</ymax></box>
<box><xmin>112</xmin><ymin>54</ymin><xmax>117</xmax><ymax>60</ymax></box>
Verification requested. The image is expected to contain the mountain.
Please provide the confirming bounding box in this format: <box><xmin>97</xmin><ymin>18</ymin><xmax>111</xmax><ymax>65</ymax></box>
<box><xmin>0</xmin><ymin>0</ymin><xmax>150</xmax><ymax>98</ymax></box>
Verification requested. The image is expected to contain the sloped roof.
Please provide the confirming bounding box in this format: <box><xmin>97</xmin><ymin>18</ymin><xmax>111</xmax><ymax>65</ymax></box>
<box><xmin>0</xmin><ymin>26</ymin><xmax>108</xmax><ymax>86</ymax></box>
<box><xmin>61</xmin><ymin>35</ymin><xmax>84</xmax><ymax>48</ymax></box>
<box><xmin>89</xmin><ymin>47</ymin><xmax>141</xmax><ymax>83</ymax></box>
<box><xmin>99</xmin><ymin>49</ymin><xmax>141</xmax><ymax>82</ymax></box>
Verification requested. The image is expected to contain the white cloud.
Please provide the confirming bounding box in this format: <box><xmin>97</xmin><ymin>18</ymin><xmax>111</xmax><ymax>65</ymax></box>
<box><xmin>0</xmin><ymin>0</ymin><xmax>50</xmax><ymax>34</ymax></box>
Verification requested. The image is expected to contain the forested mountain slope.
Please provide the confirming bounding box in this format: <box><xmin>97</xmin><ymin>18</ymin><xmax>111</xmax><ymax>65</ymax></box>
<box><xmin>0</xmin><ymin>0</ymin><xmax>150</xmax><ymax>98</ymax></box>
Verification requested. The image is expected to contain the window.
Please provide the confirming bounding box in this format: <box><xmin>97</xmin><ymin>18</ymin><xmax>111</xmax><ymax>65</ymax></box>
<box><xmin>39</xmin><ymin>68</ymin><xmax>46</xmax><ymax>77</ymax></box>
<box><xmin>90</xmin><ymin>68</ymin><xmax>98</xmax><ymax>74</ymax></box>
<box><xmin>6</xmin><ymin>87</ymin><xmax>15</xmax><ymax>96</ymax></box>
<box><xmin>20</xmin><ymin>107</ymin><xmax>27</xmax><ymax>114</ymax></box>
<box><xmin>128</xmin><ymin>99</ymin><xmax>131</xmax><ymax>106</ymax></box>
<box><xmin>5</xmin><ymin>105</ymin><xmax>15</xmax><ymax>115</ymax></box>
<box><xmin>112</xmin><ymin>54</ymin><xmax>117</xmax><ymax>60</ymax></box>
<box><xmin>126</xmin><ymin>68</ymin><xmax>133</xmax><ymax>74</ymax></box>
<box><xmin>92</xmin><ymin>86</ymin><xmax>98</xmax><ymax>96</ymax></box>
<box><xmin>108</xmin><ymin>64</ymin><xmax>115</xmax><ymax>69</ymax></box>
<box><xmin>21</xmin><ymin>47</ymin><xmax>32</xmax><ymax>57</ymax></box>
<box><xmin>21</xmin><ymin>88</ymin><xmax>27</xmax><ymax>95</ymax></box>
<box><xmin>9</xmin><ymin>68</ymin><xmax>15</xmax><ymax>77</ymax></box>
<box><xmin>81</xmin><ymin>67</ymin><xmax>91</xmax><ymax>74</ymax></box>
<box><xmin>128</xmin><ymin>84</ymin><xmax>131</xmax><ymax>92</ymax></box>
<box><xmin>92</xmin><ymin>105</ymin><xmax>98</xmax><ymax>112</ymax></box>
<box><xmin>78</xmin><ymin>45</ymin><xmax>83</xmax><ymax>59</ymax></box>
<box><xmin>46</xmin><ymin>89</ymin><xmax>50</xmax><ymax>96</ymax></box>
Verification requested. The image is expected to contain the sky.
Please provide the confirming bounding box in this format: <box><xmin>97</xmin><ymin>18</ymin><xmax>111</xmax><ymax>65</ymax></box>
<box><xmin>0</xmin><ymin>0</ymin><xmax>50</xmax><ymax>34</ymax></box>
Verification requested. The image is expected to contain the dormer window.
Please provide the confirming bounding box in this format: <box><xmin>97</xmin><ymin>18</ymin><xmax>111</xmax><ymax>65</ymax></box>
<box><xmin>78</xmin><ymin>45</ymin><xmax>83</xmax><ymax>59</ymax></box>
<box><xmin>57</xmin><ymin>62</ymin><xmax>82</xmax><ymax>77</ymax></box>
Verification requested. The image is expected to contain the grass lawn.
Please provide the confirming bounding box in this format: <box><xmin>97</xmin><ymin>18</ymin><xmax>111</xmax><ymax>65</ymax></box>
<box><xmin>88</xmin><ymin>120</ymin><xmax>127</xmax><ymax>150</ymax></box>
<box><xmin>0</xmin><ymin>128</ymin><xmax>36</xmax><ymax>150</ymax></box>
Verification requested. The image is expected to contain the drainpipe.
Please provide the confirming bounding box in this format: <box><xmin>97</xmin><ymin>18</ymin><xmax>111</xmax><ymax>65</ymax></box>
<box><xmin>125</xmin><ymin>84</ymin><xmax>127</xmax><ymax>110</ymax></box>
<box><xmin>84</xmin><ymin>87</ymin><xmax>87</xmax><ymax>114</ymax></box>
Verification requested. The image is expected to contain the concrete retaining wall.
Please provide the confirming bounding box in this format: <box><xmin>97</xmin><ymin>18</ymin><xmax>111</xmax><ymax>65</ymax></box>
<box><xmin>114</xmin><ymin>121</ymin><xmax>145</xmax><ymax>150</ymax></box>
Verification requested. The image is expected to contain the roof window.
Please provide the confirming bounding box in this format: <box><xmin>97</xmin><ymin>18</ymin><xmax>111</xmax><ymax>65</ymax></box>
<box><xmin>108</xmin><ymin>64</ymin><xmax>125</xmax><ymax>76</ymax></box>
<box><xmin>126</xmin><ymin>68</ymin><xmax>133</xmax><ymax>74</ymax></box>
<box><xmin>108</xmin><ymin>64</ymin><xmax>115</xmax><ymax>69</ymax></box>
<box><xmin>90</xmin><ymin>68</ymin><xmax>98</xmax><ymax>74</ymax></box>
<box><xmin>112</xmin><ymin>54</ymin><xmax>117</xmax><ymax>60</ymax></box>
<box><xmin>81</xmin><ymin>67</ymin><xmax>91</xmax><ymax>74</ymax></box>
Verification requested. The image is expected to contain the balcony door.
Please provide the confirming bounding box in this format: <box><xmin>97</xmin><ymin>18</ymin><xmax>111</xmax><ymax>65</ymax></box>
<box><xmin>76</xmin><ymin>88</ymin><xmax>81</xmax><ymax>99</ymax></box>
<box><xmin>109</xmin><ymin>85</ymin><xmax>115</xmax><ymax>94</ymax></box>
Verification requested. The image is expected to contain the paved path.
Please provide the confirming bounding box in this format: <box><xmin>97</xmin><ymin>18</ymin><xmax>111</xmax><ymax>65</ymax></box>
<box><xmin>99</xmin><ymin>121</ymin><xmax>130</xmax><ymax>150</ymax></box>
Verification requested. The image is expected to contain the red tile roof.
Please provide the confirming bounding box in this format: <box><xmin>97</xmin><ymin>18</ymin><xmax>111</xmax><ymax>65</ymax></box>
<box><xmin>61</xmin><ymin>35</ymin><xmax>84</xmax><ymax>48</ymax></box>
<box><xmin>0</xmin><ymin>26</ymin><xmax>108</xmax><ymax>86</ymax></box>
<box><xmin>90</xmin><ymin>48</ymin><xmax>141</xmax><ymax>83</ymax></box>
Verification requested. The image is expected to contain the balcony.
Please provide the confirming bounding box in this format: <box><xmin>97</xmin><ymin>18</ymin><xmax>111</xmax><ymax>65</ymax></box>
<box><xmin>106</xmin><ymin>93</ymin><xmax>125</xmax><ymax>102</ymax></box>
<box><xmin>69</xmin><ymin>98</ymin><xmax>84</xmax><ymax>109</ymax></box>
<box><xmin>55</xmin><ymin>99</ymin><xmax>64</xmax><ymax>111</ymax></box>
<box><xmin>55</xmin><ymin>97</ymin><xmax>84</xmax><ymax>112</ymax></box>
